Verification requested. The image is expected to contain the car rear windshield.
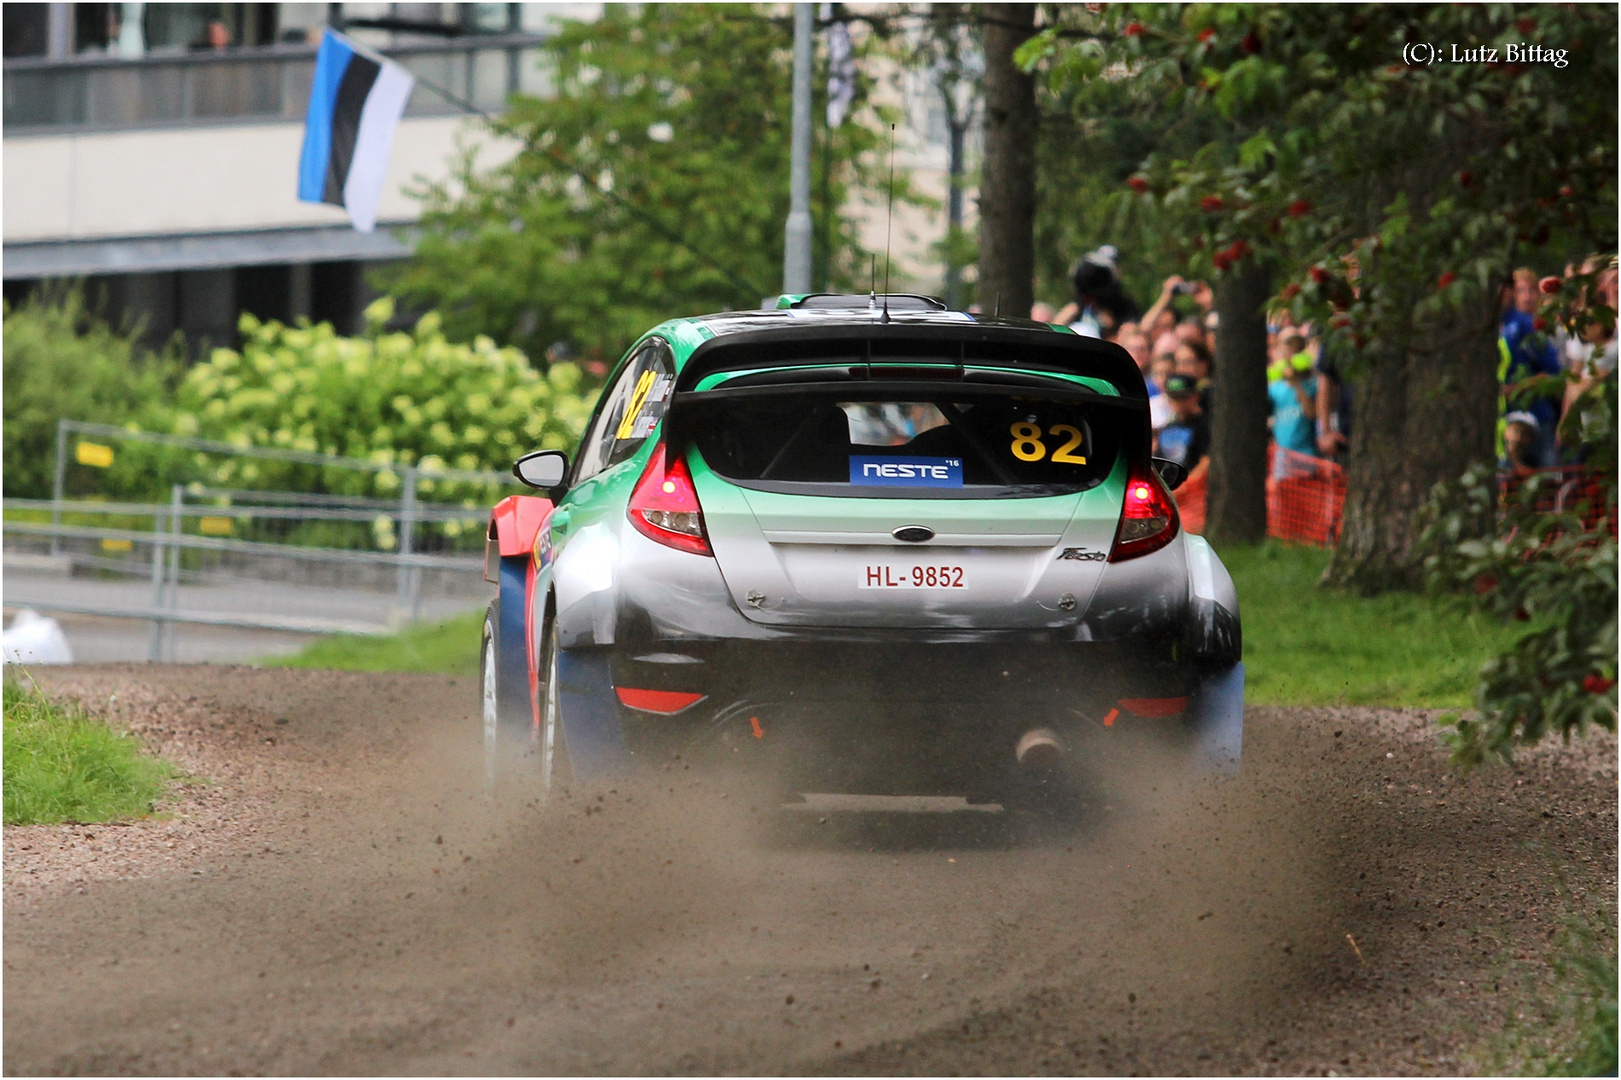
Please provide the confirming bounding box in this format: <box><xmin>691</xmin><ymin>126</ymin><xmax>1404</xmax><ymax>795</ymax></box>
<box><xmin>686</xmin><ymin>389</ymin><xmax>1125</xmax><ymax>499</ymax></box>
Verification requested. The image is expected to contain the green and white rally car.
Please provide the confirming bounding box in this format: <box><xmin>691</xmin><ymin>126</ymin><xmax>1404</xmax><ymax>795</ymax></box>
<box><xmin>482</xmin><ymin>294</ymin><xmax>1243</xmax><ymax>805</ymax></box>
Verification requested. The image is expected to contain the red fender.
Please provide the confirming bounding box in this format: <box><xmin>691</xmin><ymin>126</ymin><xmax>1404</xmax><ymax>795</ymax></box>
<box><xmin>487</xmin><ymin>494</ymin><xmax>553</xmax><ymax>558</ymax></box>
<box><xmin>485</xmin><ymin>494</ymin><xmax>554</xmax><ymax>732</ymax></box>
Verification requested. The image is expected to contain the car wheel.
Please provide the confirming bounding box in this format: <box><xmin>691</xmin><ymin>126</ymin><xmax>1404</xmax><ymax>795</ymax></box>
<box><xmin>541</xmin><ymin>621</ymin><xmax>628</xmax><ymax>790</ymax></box>
<box><xmin>538</xmin><ymin>618</ymin><xmax>571</xmax><ymax>803</ymax></box>
<box><xmin>481</xmin><ymin>599</ymin><xmax>538</xmax><ymax>790</ymax></box>
<box><xmin>481</xmin><ymin>610</ymin><xmax>501</xmax><ymax>789</ymax></box>
<box><xmin>1190</xmin><ymin>661</ymin><xmax>1245</xmax><ymax>774</ymax></box>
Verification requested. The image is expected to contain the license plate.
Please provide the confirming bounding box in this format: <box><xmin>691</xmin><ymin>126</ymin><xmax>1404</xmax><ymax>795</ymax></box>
<box><xmin>858</xmin><ymin>565</ymin><xmax>967</xmax><ymax>589</ymax></box>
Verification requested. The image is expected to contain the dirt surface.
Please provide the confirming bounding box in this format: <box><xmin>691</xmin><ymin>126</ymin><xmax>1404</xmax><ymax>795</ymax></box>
<box><xmin>4</xmin><ymin>665</ymin><xmax>1615</xmax><ymax>1076</ymax></box>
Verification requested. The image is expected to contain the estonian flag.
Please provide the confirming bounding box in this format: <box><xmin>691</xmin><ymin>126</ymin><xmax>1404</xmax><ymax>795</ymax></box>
<box><xmin>298</xmin><ymin>30</ymin><xmax>415</xmax><ymax>233</ymax></box>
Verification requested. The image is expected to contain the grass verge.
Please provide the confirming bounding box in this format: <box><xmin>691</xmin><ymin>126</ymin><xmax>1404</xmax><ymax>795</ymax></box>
<box><xmin>1219</xmin><ymin>541</ymin><xmax>1523</xmax><ymax>708</ymax></box>
<box><xmin>3</xmin><ymin>678</ymin><xmax>174</xmax><ymax>825</ymax></box>
<box><xmin>263</xmin><ymin>609</ymin><xmax>484</xmax><ymax>677</ymax></box>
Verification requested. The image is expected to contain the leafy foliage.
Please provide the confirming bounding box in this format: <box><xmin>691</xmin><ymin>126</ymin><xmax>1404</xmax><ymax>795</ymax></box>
<box><xmin>1415</xmin><ymin>371</ymin><xmax>1616</xmax><ymax>765</ymax></box>
<box><xmin>387</xmin><ymin>4</ymin><xmax>891</xmax><ymax>364</ymax></box>
<box><xmin>2</xmin><ymin>289</ymin><xmax>180</xmax><ymax>498</ymax></box>
<box><xmin>2</xmin><ymin>679</ymin><xmax>174</xmax><ymax>826</ymax></box>
<box><xmin>1023</xmin><ymin>4</ymin><xmax>1618</xmax><ymax>587</ymax></box>
<box><xmin>1024</xmin><ymin>5</ymin><xmax>1617</xmax><ymax>350</ymax></box>
<box><xmin>1547</xmin><ymin>932</ymin><xmax>1619</xmax><ymax>1077</ymax></box>
<box><xmin>153</xmin><ymin>300</ymin><xmax>592</xmax><ymax>503</ymax></box>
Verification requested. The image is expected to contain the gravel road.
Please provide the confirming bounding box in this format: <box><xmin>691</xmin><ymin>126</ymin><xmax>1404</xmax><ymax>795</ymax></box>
<box><xmin>4</xmin><ymin>665</ymin><xmax>1614</xmax><ymax>1075</ymax></box>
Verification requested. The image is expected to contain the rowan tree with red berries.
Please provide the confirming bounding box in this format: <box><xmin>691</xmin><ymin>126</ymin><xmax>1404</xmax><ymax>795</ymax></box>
<box><xmin>1021</xmin><ymin>3</ymin><xmax>1617</xmax><ymax>588</ymax></box>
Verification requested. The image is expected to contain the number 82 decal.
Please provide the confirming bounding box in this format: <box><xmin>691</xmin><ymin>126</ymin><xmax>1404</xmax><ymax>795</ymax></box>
<box><xmin>1009</xmin><ymin>422</ymin><xmax>1087</xmax><ymax>464</ymax></box>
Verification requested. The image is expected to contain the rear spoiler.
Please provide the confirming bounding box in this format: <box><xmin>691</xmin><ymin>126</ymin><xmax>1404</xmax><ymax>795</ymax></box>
<box><xmin>672</xmin><ymin>323</ymin><xmax>1147</xmax><ymax>401</ymax></box>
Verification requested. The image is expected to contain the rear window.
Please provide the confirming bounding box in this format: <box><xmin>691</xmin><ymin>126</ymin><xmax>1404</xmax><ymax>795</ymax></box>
<box><xmin>687</xmin><ymin>392</ymin><xmax>1124</xmax><ymax>498</ymax></box>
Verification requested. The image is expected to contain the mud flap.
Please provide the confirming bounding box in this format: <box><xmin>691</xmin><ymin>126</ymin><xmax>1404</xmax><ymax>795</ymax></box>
<box><xmin>494</xmin><ymin>557</ymin><xmax>530</xmax><ymax>736</ymax></box>
<box><xmin>555</xmin><ymin>648</ymin><xmax>629</xmax><ymax>780</ymax></box>
<box><xmin>1191</xmin><ymin>662</ymin><xmax>1244</xmax><ymax>773</ymax></box>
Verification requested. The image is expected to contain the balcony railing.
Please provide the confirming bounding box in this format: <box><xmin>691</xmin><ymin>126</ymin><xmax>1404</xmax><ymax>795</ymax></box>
<box><xmin>3</xmin><ymin>33</ymin><xmax>549</xmax><ymax>135</ymax></box>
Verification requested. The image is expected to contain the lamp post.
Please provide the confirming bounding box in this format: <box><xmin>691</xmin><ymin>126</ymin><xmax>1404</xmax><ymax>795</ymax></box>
<box><xmin>782</xmin><ymin>3</ymin><xmax>814</xmax><ymax>295</ymax></box>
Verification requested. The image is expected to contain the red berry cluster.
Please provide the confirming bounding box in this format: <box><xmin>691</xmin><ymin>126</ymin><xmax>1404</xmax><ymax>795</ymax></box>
<box><xmin>1211</xmin><ymin>239</ymin><xmax>1250</xmax><ymax>272</ymax></box>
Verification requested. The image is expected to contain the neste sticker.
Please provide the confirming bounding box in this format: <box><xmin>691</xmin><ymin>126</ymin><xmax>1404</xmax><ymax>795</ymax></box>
<box><xmin>849</xmin><ymin>455</ymin><xmax>963</xmax><ymax>488</ymax></box>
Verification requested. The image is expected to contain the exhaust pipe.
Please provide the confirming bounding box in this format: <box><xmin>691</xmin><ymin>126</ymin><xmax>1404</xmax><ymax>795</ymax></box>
<box><xmin>1015</xmin><ymin>728</ymin><xmax>1064</xmax><ymax>770</ymax></box>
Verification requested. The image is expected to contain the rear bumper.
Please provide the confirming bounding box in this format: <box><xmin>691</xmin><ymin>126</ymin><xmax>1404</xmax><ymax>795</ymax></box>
<box><xmin>611</xmin><ymin>639</ymin><xmax>1189</xmax><ymax>712</ymax></box>
<box><xmin>605</xmin><ymin>639</ymin><xmax>1200</xmax><ymax>795</ymax></box>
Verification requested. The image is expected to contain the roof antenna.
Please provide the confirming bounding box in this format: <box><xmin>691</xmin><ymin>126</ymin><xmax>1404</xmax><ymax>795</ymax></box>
<box><xmin>881</xmin><ymin>123</ymin><xmax>896</xmax><ymax>324</ymax></box>
<box><xmin>869</xmin><ymin>255</ymin><xmax>877</xmax><ymax>312</ymax></box>
<box><xmin>994</xmin><ymin>291</ymin><xmax>1001</xmax><ymax>318</ymax></box>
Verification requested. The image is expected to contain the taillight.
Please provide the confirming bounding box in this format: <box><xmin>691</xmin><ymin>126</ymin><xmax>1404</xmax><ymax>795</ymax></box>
<box><xmin>627</xmin><ymin>443</ymin><xmax>712</xmax><ymax>556</ymax></box>
<box><xmin>1108</xmin><ymin>462</ymin><xmax>1180</xmax><ymax>562</ymax></box>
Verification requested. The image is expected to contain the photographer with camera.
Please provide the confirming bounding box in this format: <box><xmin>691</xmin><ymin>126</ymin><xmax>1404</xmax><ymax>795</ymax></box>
<box><xmin>1053</xmin><ymin>245</ymin><xmax>1140</xmax><ymax>339</ymax></box>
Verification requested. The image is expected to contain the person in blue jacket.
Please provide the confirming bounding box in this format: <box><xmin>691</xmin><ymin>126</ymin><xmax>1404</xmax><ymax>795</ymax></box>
<box><xmin>1499</xmin><ymin>268</ymin><xmax>1563</xmax><ymax>468</ymax></box>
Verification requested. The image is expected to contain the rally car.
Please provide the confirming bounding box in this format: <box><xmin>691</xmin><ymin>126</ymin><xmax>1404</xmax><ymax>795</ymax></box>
<box><xmin>481</xmin><ymin>294</ymin><xmax>1243</xmax><ymax>806</ymax></box>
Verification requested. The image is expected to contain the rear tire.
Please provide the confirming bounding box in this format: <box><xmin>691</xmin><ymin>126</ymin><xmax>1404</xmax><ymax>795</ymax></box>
<box><xmin>481</xmin><ymin>614</ymin><xmax>501</xmax><ymax>788</ymax></box>
<box><xmin>537</xmin><ymin>618</ymin><xmax>572</xmax><ymax>804</ymax></box>
<box><xmin>1189</xmin><ymin>661</ymin><xmax>1245</xmax><ymax>774</ymax></box>
<box><xmin>481</xmin><ymin>600</ymin><xmax>536</xmax><ymax>790</ymax></box>
<box><xmin>542</xmin><ymin>622</ymin><xmax>627</xmax><ymax>789</ymax></box>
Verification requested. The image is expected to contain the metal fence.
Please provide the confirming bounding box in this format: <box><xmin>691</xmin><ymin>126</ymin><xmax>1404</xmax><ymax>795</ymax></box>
<box><xmin>3</xmin><ymin>419</ymin><xmax>521</xmax><ymax>660</ymax></box>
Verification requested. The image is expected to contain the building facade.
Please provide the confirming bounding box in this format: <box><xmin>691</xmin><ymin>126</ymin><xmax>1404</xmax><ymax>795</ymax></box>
<box><xmin>4</xmin><ymin>3</ymin><xmax>981</xmax><ymax>355</ymax></box>
<box><xmin>1</xmin><ymin>3</ymin><xmax>579</xmax><ymax>350</ymax></box>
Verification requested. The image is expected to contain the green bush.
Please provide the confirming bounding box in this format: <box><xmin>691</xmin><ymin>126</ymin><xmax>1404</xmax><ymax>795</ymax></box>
<box><xmin>2</xmin><ymin>679</ymin><xmax>174</xmax><ymax>825</ymax></box>
<box><xmin>2</xmin><ymin>289</ymin><xmax>180</xmax><ymax>498</ymax></box>
<box><xmin>154</xmin><ymin>299</ymin><xmax>594</xmax><ymax>505</ymax></box>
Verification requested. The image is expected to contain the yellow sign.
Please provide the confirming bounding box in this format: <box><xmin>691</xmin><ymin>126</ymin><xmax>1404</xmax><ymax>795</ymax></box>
<box><xmin>1006</xmin><ymin>423</ymin><xmax>1087</xmax><ymax>465</ymax></box>
<box><xmin>75</xmin><ymin>442</ymin><xmax>115</xmax><ymax>468</ymax></box>
<box><xmin>616</xmin><ymin>369</ymin><xmax>659</xmax><ymax>441</ymax></box>
<box><xmin>100</xmin><ymin>537</ymin><xmax>133</xmax><ymax>553</ymax></box>
<box><xmin>198</xmin><ymin>517</ymin><xmax>234</xmax><ymax>536</ymax></box>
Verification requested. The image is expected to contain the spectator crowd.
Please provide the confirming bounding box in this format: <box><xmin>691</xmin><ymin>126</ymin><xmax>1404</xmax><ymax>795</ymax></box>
<box><xmin>1033</xmin><ymin>246</ymin><xmax>1619</xmax><ymax>487</ymax></box>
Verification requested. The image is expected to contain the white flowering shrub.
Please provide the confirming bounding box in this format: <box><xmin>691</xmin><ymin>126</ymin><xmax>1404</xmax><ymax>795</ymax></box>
<box><xmin>165</xmin><ymin>300</ymin><xmax>594</xmax><ymax>502</ymax></box>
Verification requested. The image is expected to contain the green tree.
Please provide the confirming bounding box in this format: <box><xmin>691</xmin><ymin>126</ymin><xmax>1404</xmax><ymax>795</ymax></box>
<box><xmin>388</xmin><ymin>4</ymin><xmax>889</xmax><ymax>366</ymax></box>
<box><xmin>2</xmin><ymin>289</ymin><xmax>180</xmax><ymax>499</ymax></box>
<box><xmin>1025</xmin><ymin>4</ymin><xmax>1619</xmax><ymax>587</ymax></box>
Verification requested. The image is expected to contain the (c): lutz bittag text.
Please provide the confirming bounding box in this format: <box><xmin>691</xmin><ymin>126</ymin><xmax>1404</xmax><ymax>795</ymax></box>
<box><xmin>1403</xmin><ymin>42</ymin><xmax>1569</xmax><ymax>68</ymax></box>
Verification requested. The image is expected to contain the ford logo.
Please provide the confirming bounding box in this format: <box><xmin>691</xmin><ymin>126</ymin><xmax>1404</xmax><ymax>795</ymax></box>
<box><xmin>892</xmin><ymin>525</ymin><xmax>934</xmax><ymax>543</ymax></box>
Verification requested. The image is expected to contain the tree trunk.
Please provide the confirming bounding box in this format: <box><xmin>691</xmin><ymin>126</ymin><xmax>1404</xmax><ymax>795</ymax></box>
<box><xmin>976</xmin><ymin>4</ymin><xmax>1036</xmax><ymax>319</ymax></box>
<box><xmin>1325</xmin><ymin>296</ymin><xmax>1502</xmax><ymax>593</ymax></box>
<box><xmin>1205</xmin><ymin>262</ymin><xmax>1272</xmax><ymax>546</ymax></box>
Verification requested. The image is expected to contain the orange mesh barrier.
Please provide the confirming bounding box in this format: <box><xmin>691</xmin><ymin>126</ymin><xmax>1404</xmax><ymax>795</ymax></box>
<box><xmin>1180</xmin><ymin>448</ymin><xmax>1611</xmax><ymax>548</ymax></box>
<box><xmin>1266</xmin><ymin>447</ymin><xmax>1346</xmax><ymax>546</ymax></box>
<box><xmin>1175</xmin><ymin>468</ymin><xmax>1207</xmax><ymax>534</ymax></box>
<box><xmin>1174</xmin><ymin>447</ymin><xmax>1345</xmax><ymax>546</ymax></box>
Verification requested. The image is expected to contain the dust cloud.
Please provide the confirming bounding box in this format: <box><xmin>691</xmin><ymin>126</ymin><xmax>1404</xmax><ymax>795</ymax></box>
<box><xmin>7</xmin><ymin>667</ymin><xmax>1609</xmax><ymax>1075</ymax></box>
